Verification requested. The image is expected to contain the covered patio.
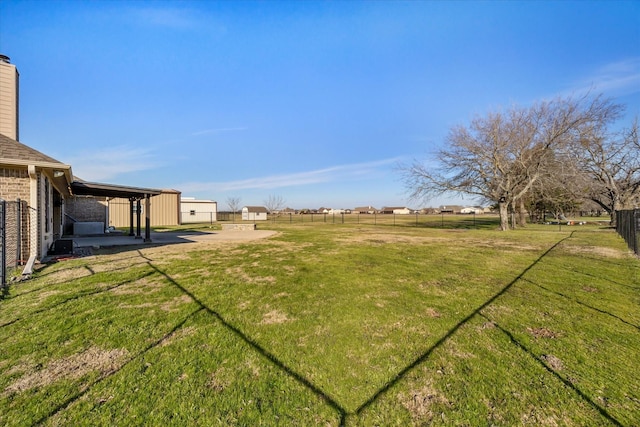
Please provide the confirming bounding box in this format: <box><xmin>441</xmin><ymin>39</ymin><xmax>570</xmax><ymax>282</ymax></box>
<box><xmin>70</xmin><ymin>181</ymin><xmax>162</xmax><ymax>243</ymax></box>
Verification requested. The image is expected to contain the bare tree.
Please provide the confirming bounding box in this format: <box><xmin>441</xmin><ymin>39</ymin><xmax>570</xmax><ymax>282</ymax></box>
<box><xmin>524</xmin><ymin>153</ymin><xmax>586</xmax><ymax>222</ymax></box>
<box><xmin>574</xmin><ymin>118</ymin><xmax>640</xmax><ymax>226</ymax></box>
<box><xmin>400</xmin><ymin>95</ymin><xmax>622</xmax><ymax>230</ymax></box>
<box><xmin>226</xmin><ymin>196</ymin><xmax>241</xmax><ymax>222</ymax></box>
<box><xmin>264</xmin><ymin>194</ymin><xmax>286</xmax><ymax>215</ymax></box>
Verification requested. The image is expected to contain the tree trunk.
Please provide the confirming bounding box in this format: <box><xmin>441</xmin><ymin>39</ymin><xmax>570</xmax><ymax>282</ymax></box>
<box><xmin>516</xmin><ymin>198</ymin><xmax>527</xmax><ymax>227</ymax></box>
<box><xmin>610</xmin><ymin>198</ymin><xmax>621</xmax><ymax>228</ymax></box>
<box><xmin>498</xmin><ymin>201</ymin><xmax>509</xmax><ymax>231</ymax></box>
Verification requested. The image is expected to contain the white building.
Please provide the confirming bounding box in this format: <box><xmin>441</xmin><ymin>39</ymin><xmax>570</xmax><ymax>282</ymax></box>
<box><xmin>460</xmin><ymin>206</ymin><xmax>484</xmax><ymax>214</ymax></box>
<box><xmin>381</xmin><ymin>206</ymin><xmax>412</xmax><ymax>215</ymax></box>
<box><xmin>181</xmin><ymin>197</ymin><xmax>217</xmax><ymax>223</ymax></box>
<box><xmin>242</xmin><ymin>206</ymin><xmax>268</xmax><ymax>221</ymax></box>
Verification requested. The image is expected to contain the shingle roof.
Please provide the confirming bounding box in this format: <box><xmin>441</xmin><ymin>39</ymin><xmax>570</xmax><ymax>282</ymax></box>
<box><xmin>244</xmin><ymin>206</ymin><xmax>268</xmax><ymax>213</ymax></box>
<box><xmin>0</xmin><ymin>133</ymin><xmax>65</xmax><ymax>165</ymax></box>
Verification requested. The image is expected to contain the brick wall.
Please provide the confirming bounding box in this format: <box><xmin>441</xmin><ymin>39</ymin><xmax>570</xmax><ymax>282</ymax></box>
<box><xmin>0</xmin><ymin>167</ymin><xmax>30</xmax><ymax>201</ymax></box>
<box><xmin>65</xmin><ymin>196</ymin><xmax>107</xmax><ymax>223</ymax></box>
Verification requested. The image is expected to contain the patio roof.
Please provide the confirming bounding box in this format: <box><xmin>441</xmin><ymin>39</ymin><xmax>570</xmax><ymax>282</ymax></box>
<box><xmin>70</xmin><ymin>181</ymin><xmax>163</xmax><ymax>199</ymax></box>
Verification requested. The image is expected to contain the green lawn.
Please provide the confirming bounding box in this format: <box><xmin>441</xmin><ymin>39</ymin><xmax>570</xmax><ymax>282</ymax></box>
<box><xmin>1</xmin><ymin>222</ymin><xmax>638</xmax><ymax>426</ymax></box>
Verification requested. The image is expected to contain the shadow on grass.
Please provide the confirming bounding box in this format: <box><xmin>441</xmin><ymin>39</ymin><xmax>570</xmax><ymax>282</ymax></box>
<box><xmin>355</xmin><ymin>228</ymin><xmax>623</xmax><ymax>425</ymax></box>
<box><xmin>19</xmin><ymin>230</ymin><xmax>627</xmax><ymax>426</ymax></box>
<box><xmin>34</xmin><ymin>307</ymin><xmax>205</xmax><ymax>425</ymax></box>
<box><xmin>4</xmin><ymin>266</ymin><xmax>96</xmax><ymax>300</ymax></box>
<box><xmin>143</xmin><ymin>230</ymin><xmax>623</xmax><ymax>425</ymax></box>
<box><xmin>479</xmin><ymin>313</ymin><xmax>624</xmax><ymax>427</ymax></box>
<box><xmin>0</xmin><ymin>271</ymin><xmax>155</xmax><ymax>328</ymax></box>
<box><xmin>354</xmin><ymin>233</ymin><xmax>575</xmax><ymax>416</ymax></box>
<box><xmin>567</xmin><ymin>265</ymin><xmax>640</xmax><ymax>290</ymax></box>
<box><xmin>147</xmin><ymin>261</ymin><xmax>349</xmax><ymax>425</ymax></box>
<box><xmin>523</xmin><ymin>278</ymin><xmax>639</xmax><ymax>330</ymax></box>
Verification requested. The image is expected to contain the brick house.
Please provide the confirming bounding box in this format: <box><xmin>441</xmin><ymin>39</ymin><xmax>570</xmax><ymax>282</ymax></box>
<box><xmin>1</xmin><ymin>55</ymin><xmax>167</xmax><ymax>278</ymax></box>
<box><xmin>0</xmin><ymin>133</ymin><xmax>74</xmax><ymax>265</ymax></box>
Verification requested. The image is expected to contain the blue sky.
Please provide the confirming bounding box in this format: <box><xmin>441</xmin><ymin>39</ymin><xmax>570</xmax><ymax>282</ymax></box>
<box><xmin>1</xmin><ymin>0</ymin><xmax>639</xmax><ymax>210</ymax></box>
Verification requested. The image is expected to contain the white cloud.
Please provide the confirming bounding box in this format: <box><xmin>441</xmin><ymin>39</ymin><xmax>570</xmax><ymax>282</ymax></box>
<box><xmin>571</xmin><ymin>57</ymin><xmax>640</xmax><ymax>97</ymax></box>
<box><xmin>68</xmin><ymin>146</ymin><xmax>161</xmax><ymax>182</ymax></box>
<box><xmin>176</xmin><ymin>157</ymin><xmax>401</xmax><ymax>193</ymax></box>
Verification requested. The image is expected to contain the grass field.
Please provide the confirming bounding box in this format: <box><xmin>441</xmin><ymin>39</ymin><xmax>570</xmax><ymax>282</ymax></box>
<box><xmin>1</xmin><ymin>219</ymin><xmax>638</xmax><ymax>426</ymax></box>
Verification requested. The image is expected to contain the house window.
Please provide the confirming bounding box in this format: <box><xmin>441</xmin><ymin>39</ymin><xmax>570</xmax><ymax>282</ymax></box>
<box><xmin>190</xmin><ymin>210</ymin><xmax>196</xmax><ymax>216</ymax></box>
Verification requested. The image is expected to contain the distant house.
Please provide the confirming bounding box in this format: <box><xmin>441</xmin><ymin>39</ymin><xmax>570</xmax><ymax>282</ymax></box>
<box><xmin>327</xmin><ymin>208</ymin><xmax>345</xmax><ymax>215</ymax></box>
<box><xmin>181</xmin><ymin>197</ymin><xmax>217</xmax><ymax>223</ymax></box>
<box><xmin>380</xmin><ymin>206</ymin><xmax>412</xmax><ymax>215</ymax></box>
<box><xmin>460</xmin><ymin>206</ymin><xmax>484</xmax><ymax>214</ymax></box>
<box><xmin>354</xmin><ymin>206</ymin><xmax>377</xmax><ymax>214</ymax></box>
<box><xmin>418</xmin><ymin>207</ymin><xmax>439</xmax><ymax>214</ymax></box>
<box><xmin>242</xmin><ymin>206</ymin><xmax>268</xmax><ymax>221</ymax></box>
<box><xmin>281</xmin><ymin>207</ymin><xmax>296</xmax><ymax>215</ymax></box>
<box><xmin>440</xmin><ymin>205</ymin><xmax>464</xmax><ymax>214</ymax></box>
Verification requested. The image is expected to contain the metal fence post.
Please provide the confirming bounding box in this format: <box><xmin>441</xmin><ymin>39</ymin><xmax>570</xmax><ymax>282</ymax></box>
<box><xmin>1</xmin><ymin>199</ymin><xmax>6</xmax><ymax>289</ymax></box>
<box><xmin>16</xmin><ymin>198</ymin><xmax>21</xmax><ymax>266</ymax></box>
<box><xmin>635</xmin><ymin>209</ymin><xmax>639</xmax><ymax>255</ymax></box>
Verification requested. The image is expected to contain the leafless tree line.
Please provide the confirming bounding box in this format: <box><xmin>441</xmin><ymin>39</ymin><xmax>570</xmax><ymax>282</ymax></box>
<box><xmin>401</xmin><ymin>94</ymin><xmax>639</xmax><ymax>230</ymax></box>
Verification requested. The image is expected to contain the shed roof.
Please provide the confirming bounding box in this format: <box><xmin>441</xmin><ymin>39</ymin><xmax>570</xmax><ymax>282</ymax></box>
<box><xmin>243</xmin><ymin>206</ymin><xmax>268</xmax><ymax>213</ymax></box>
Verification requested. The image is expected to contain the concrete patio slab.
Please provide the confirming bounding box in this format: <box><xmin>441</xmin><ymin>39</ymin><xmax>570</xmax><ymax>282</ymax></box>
<box><xmin>68</xmin><ymin>229</ymin><xmax>278</xmax><ymax>249</ymax></box>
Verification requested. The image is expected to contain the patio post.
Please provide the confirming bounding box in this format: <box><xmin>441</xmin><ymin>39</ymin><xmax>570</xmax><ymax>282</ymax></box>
<box><xmin>144</xmin><ymin>194</ymin><xmax>152</xmax><ymax>242</ymax></box>
<box><xmin>135</xmin><ymin>199</ymin><xmax>142</xmax><ymax>239</ymax></box>
<box><xmin>128</xmin><ymin>198</ymin><xmax>135</xmax><ymax>236</ymax></box>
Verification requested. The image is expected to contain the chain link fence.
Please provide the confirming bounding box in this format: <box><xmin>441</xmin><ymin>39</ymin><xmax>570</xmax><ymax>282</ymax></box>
<box><xmin>1</xmin><ymin>198</ymin><xmax>32</xmax><ymax>289</ymax></box>
<box><xmin>616</xmin><ymin>209</ymin><xmax>639</xmax><ymax>256</ymax></box>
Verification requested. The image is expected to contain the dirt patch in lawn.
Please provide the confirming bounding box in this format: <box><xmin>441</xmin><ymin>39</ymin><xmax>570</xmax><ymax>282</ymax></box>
<box><xmin>160</xmin><ymin>294</ymin><xmax>194</xmax><ymax>311</ymax></box>
<box><xmin>540</xmin><ymin>354</ymin><xmax>564</xmax><ymax>371</ymax></box>
<box><xmin>564</xmin><ymin>245</ymin><xmax>630</xmax><ymax>259</ymax></box>
<box><xmin>224</xmin><ymin>266</ymin><xmax>276</xmax><ymax>285</ymax></box>
<box><xmin>207</xmin><ymin>367</ymin><xmax>231</xmax><ymax>392</ymax></box>
<box><xmin>40</xmin><ymin>266</ymin><xmax>94</xmax><ymax>284</ymax></box>
<box><xmin>159</xmin><ymin>326</ymin><xmax>197</xmax><ymax>347</ymax></box>
<box><xmin>260</xmin><ymin>309</ymin><xmax>292</xmax><ymax>325</ymax></box>
<box><xmin>335</xmin><ymin>232</ymin><xmax>448</xmax><ymax>245</ymax></box>
<box><xmin>401</xmin><ymin>382</ymin><xmax>451</xmax><ymax>422</ymax></box>
<box><xmin>3</xmin><ymin>347</ymin><xmax>128</xmax><ymax>395</ymax></box>
<box><xmin>527</xmin><ymin>327</ymin><xmax>560</xmax><ymax>339</ymax></box>
<box><xmin>109</xmin><ymin>277</ymin><xmax>164</xmax><ymax>295</ymax></box>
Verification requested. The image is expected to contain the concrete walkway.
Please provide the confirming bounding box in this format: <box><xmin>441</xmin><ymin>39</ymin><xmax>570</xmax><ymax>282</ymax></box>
<box><xmin>69</xmin><ymin>229</ymin><xmax>277</xmax><ymax>249</ymax></box>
